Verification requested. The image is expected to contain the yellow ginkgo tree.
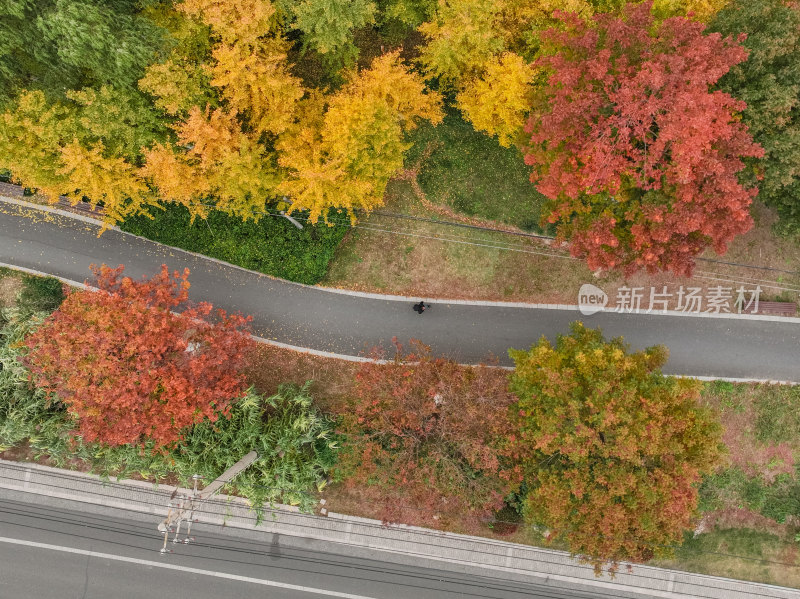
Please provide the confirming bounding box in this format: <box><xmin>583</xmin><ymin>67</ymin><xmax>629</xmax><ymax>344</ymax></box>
<box><xmin>277</xmin><ymin>52</ymin><xmax>443</xmax><ymax>224</ymax></box>
<box><xmin>143</xmin><ymin>106</ymin><xmax>280</xmax><ymax>220</ymax></box>
<box><xmin>457</xmin><ymin>52</ymin><xmax>536</xmax><ymax>147</ymax></box>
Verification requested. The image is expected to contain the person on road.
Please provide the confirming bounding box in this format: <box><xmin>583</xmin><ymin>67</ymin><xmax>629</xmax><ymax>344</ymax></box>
<box><xmin>413</xmin><ymin>301</ymin><xmax>427</xmax><ymax>314</ymax></box>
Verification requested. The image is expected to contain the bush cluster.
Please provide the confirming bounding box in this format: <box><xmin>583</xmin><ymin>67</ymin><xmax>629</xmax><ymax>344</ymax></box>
<box><xmin>120</xmin><ymin>203</ymin><xmax>349</xmax><ymax>284</ymax></box>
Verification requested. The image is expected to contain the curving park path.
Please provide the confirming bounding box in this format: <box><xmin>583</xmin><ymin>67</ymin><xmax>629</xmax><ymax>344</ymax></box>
<box><xmin>1</xmin><ymin>197</ymin><xmax>799</xmax><ymax>381</ymax></box>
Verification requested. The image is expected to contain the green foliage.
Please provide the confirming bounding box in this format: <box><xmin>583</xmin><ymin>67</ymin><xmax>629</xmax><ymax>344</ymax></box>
<box><xmin>0</xmin><ymin>309</ymin><xmax>75</xmax><ymax>454</ymax></box>
<box><xmin>177</xmin><ymin>383</ymin><xmax>338</xmax><ymax>512</ymax></box>
<box><xmin>752</xmin><ymin>386</ymin><xmax>800</xmax><ymax>445</ymax></box>
<box><xmin>119</xmin><ymin>202</ymin><xmax>349</xmax><ymax>284</ymax></box>
<box><xmin>405</xmin><ymin>110</ymin><xmax>547</xmax><ymax>231</ymax></box>
<box><xmin>709</xmin><ymin>0</ymin><xmax>800</xmax><ymax>232</ymax></box>
<box><xmin>0</xmin><ymin>0</ymin><xmax>168</xmax><ymax>102</ymax></box>
<box><xmin>280</xmin><ymin>0</ymin><xmax>376</xmax><ymax>70</ymax></box>
<box><xmin>700</xmin><ymin>467</ymin><xmax>800</xmax><ymax>525</ymax></box>
<box><xmin>65</xmin><ymin>86</ymin><xmax>168</xmax><ymax>163</ymax></box>
<box><xmin>0</xmin><ymin>309</ymin><xmax>337</xmax><ymax>512</ymax></box>
<box><xmin>87</xmin><ymin>384</ymin><xmax>338</xmax><ymax>513</ymax></box>
<box><xmin>17</xmin><ymin>276</ymin><xmax>65</xmax><ymax>314</ymax></box>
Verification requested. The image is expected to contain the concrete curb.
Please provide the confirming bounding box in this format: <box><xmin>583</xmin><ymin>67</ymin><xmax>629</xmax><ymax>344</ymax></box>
<box><xmin>1</xmin><ymin>459</ymin><xmax>797</xmax><ymax>599</ymax></box>
<box><xmin>2</xmin><ymin>194</ymin><xmax>797</xmax><ymax>324</ymax></box>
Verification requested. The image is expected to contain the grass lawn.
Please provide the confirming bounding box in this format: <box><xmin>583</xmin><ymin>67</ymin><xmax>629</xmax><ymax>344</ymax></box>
<box><xmin>325</xmin><ymin>179</ymin><xmax>800</xmax><ymax>307</ymax></box>
<box><xmin>0</xmin><ymin>268</ymin><xmax>64</xmax><ymax>313</ymax></box>
<box><xmin>404</xmin><ymin>110</ymin><xmax>548</xmax><ymax>231</ymax></box>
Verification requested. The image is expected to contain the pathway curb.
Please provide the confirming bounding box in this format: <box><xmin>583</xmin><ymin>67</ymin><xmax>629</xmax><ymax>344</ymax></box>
<box><xmin>0</xmin><ymin>459</ymin><xmax>797</xmax><ymax>599</ymax></box>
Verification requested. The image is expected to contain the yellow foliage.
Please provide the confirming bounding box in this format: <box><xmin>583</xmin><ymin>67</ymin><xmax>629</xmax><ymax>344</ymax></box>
<box><xmin>277</xmin><ymin>117</ymin><xmax>358</xmax><ymax>224</ymax></box>
<box><xmin>179</xmin><ymin>0</ymin><xmax>275</xmax><ymax>43</ymax></box>
<box><xmin>336</xmin><ymin>51</ymin><xmax>443</xmax><ymax>130</ymax></box>
<box><xmin>177</xmin><ymin>106</ymin><xmax>239</xmax><ymax>167</ymax></box>
<box><xmin>457</xmin><ymin>52</ymin><xmax>535</xmax><ymax>147</ymax></box>
<box><xmin>144</xmin><ymin>107</ymin><xmax>280</xmax><ymax>220</ymax></box>
<box><xmin>58</xmin><ymin>141</ymin><xmax>153</xmax><ymax>227</ymax></box>
<box><xmin>418</xmin><ymin>0</ymin><xmax>506</xmax><ymax>89</ymax></box>
<box><xmin>496</xmin><ymin>0</ymin><xmax>594</xmax><ymax>52</ymax></box>
<box><xmin>210</xmin><ymin>38</ymin><xmax>304</xmax><ymax>136</ymax></box>
<box><xmin>277</xmin><ymin>53</ymin><xmax>443</xmax><ymax>223</ymax></box>
<box><xmin>0</xmin><ymin>91</ymin><xmax>70</xmax><ymax>200</ymax></box>
<box><xmin>651</xmin><ymin>0</ymin><xmax>730</xmax><ymax>20</ymax></box>
<box><xmin>141</xmin><ymin>144</ymin><xmax>210</xmax><ymax>209</ymax></box>
<box><xmin>139</xmin><ymin>58</ymin><xmax>215</xmax><ymax>115</ymax></box>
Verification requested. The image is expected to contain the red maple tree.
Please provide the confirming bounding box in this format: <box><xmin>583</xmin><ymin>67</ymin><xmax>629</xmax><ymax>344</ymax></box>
<box><xmin>24</xmin><ymin>264</ymin><xmax>253</xmax><ymax>447</ymax></box>
<box><xmin>334</xmin><ymin>339</ymin><xmax>521</xmax><ymax>528</ymax></box>
<box><xmin>524</xmin><ymin>2</ymin><xmax>764</xmax><ymax>276</ymax></box>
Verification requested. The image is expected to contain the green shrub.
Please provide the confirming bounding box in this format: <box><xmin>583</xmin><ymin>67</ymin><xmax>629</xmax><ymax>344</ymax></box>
<box><xmin>119</xmin><ymin>203</ymin><xmax>349</xmax><ymax>284</ymax></box>
<box><xmin>0</xmin><ymin>308</ymin><xmax>74</xmax><ymax>454</ymax></box>
<box><xmin>83</xmin><ymin>385</ymin><xmax>338</xmax><ymax>513</ymax></box>
<box><xmin>18</xmin><ymin>275</ymin><xmax>65</xmax><ymax>313</ymax></box>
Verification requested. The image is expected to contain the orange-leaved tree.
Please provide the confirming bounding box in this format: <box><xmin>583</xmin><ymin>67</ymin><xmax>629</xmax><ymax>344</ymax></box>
<box><xmin>508</xmin><ymin>323</ymin><xmax>723</xmax><ymax>573</ymax></box>
<box><xmin>523</xmin><ymin>2</ymin><xmax>763</xmax><ymax>276</ymax></box>
<box><xmin>334</xmin><ymin>339</ymin><xmax>521</xmax><ymax>528</ymax></box>
<box><xmin>24</xmin><ymin>264</ymin><xmax>253</xmax><ymax>448</ymax></box>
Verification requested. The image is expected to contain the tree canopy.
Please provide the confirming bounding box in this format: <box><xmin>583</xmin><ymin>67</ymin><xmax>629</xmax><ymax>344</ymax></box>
<box><xmin>24</xmin><ymin>264</ymin><xmax>254</xmax><ymax>447</ymax></box>
<box><xmin>335</xmin><ymin>340</ymin><xmax>521</xmax><ymax>528</ymax></box>
<box><xmin>523</xmin><ymin>2</ymin><xmax>763</xmax><ymax>276</ymax></box>
<box><xmin>710</xmin><ymin>0</ymin><xmax>800</xmax><ymax>233</ymax></box>
<box><xmin>509</xmin><ymin>323</ymin><xmax>724</xmax><ymax>573</ymax></box>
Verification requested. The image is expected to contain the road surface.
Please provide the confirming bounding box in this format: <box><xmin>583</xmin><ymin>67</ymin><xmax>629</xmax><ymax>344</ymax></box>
<box><xmin>0</xmin><ymin>496</ymin><xmax>625</xmax><ymax>599</ymax></box>
<box><xmin>1</xmin><ymin>201</ymin><xmax>798</xmax><ymax>380</ymax></box>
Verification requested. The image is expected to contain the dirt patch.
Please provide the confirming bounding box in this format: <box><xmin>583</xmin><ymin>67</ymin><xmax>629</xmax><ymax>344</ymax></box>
<box><xmin>0</xmin><ymin>275</ymin><xmax>22</xmax><ymax>308</ymax></box>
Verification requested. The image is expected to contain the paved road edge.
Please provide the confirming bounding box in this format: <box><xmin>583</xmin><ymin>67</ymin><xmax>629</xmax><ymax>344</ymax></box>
<box><xmin>2</xmin><ymin>193</ymin><xmax>797</xmax><ymax>324</ymax></box>
<box><xmin>3</xmin><ymin>260</ymin><xmax>797</xmax><ymax>383</ymax></box>
<box><xmin>0</xmin><ymin>459</ymin><xmax>796</xmax><ymax>599</ymax></box>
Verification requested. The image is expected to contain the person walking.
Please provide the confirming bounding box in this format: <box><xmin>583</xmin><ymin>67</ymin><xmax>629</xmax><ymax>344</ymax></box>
<box><xmin>413</xmin><ymin>300</ymin><xmax>427</xmax><ymax>314</ymax></box>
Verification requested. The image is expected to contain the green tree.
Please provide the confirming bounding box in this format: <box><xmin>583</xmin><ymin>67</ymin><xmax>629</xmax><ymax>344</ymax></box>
<box><xmin>279</xmin><ymin>0</ymin><xmax>376</xmax><ymax>69</ymax></box>
<box><xmin>709</xmin><ymin>0</ymin><xmax>800</xmax><ymax>232</ymax></box>
<box><xmin>509</xmin><ymin>323</ymin><xmax>723</xmax><ymax>573</ymax></box>
<box><xmin>1</xmin><ymin>0</ymin><xmax>168</xmax><ymax>102</ymax></box>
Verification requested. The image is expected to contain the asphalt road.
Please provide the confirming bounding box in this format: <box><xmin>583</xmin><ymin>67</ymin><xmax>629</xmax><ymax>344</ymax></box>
<box><xmin>1</xmin><ymin>201</ymin><xmax>799</xmax><ymax>380</ymax></box>
<box><xmin>0</xmin><ymin>497</ymin><xmax>615</xmax><ymax>599</ymax></box>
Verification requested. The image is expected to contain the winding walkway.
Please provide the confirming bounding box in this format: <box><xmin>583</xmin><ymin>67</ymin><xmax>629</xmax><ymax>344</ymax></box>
<box><xmin>1</xmin><ymin>197</ymin><xmax>799</xmax><ymax>381</ymax></box>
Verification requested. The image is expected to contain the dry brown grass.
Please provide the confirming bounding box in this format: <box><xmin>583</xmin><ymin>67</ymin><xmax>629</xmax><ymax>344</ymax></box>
<box><xmin>324</xmin><ymin>181</ymin><xmax>800</xmax><ymax>307</ymax></box>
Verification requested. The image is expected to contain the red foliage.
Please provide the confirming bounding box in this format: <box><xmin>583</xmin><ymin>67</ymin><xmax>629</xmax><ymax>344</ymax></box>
<box><xmin>24</xmin><ymin>264</ymin><xmax>253</xmax><ymax>447</ymax></box>
<box><xmin>334</xmin><ymin>339</ymin><xmax>521</xmax><ymax>528</ymax></box>
<box><xmin>524</xmin><ymin>2</ymin><xmax>764</xmax><ymax>276</ymax></box>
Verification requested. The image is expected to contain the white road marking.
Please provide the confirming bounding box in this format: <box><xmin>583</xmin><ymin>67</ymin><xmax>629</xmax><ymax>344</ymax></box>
<box><xmin>0</xmin><ymin>535</ymin><xmax>379</xmax><ymax>599</ymax></box>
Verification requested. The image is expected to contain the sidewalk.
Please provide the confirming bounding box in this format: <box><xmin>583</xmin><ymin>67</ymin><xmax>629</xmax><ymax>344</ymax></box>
<box><xmin>0</xmin><ymin>459</ymin><xmax>796</xmax><ymax>599</ymax></box>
